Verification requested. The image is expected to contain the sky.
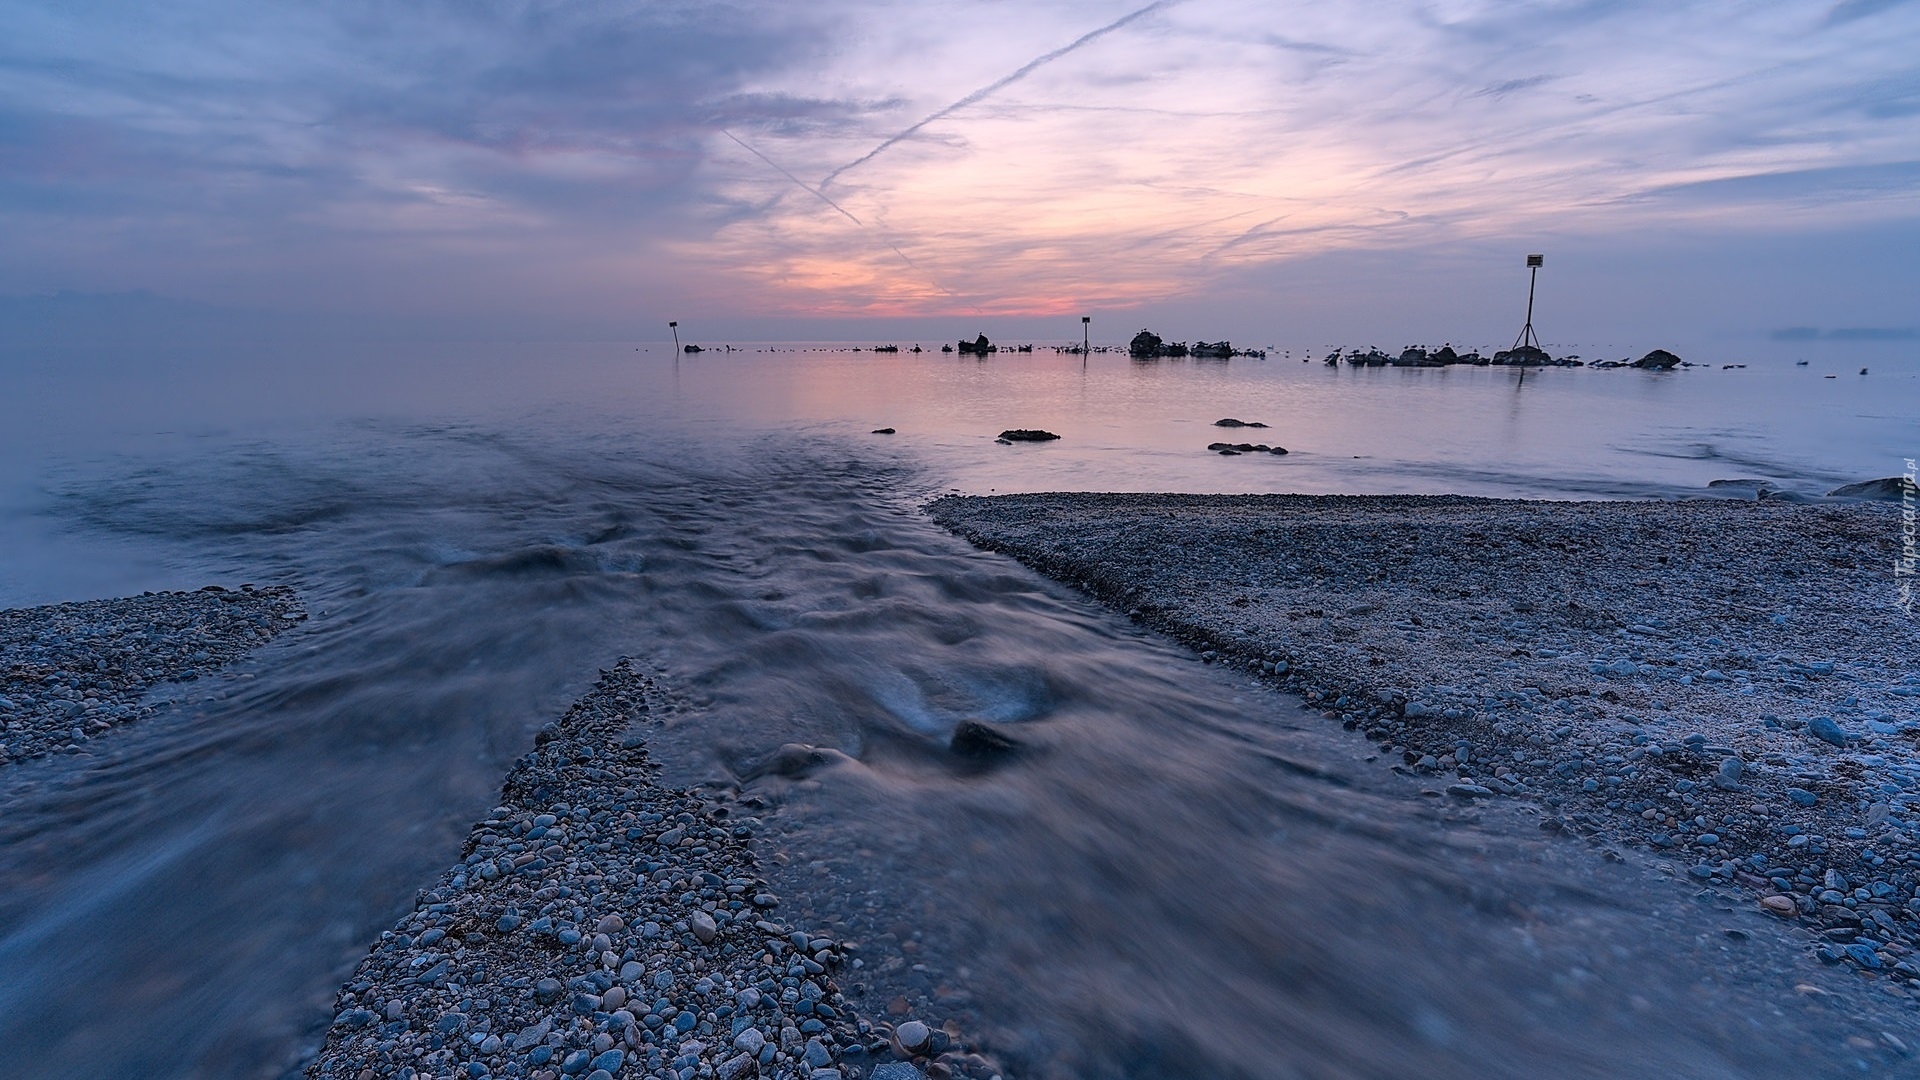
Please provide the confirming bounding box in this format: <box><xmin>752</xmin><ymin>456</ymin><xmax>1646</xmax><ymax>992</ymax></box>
<box><xmin>2</xmin><ymin>0</ymin><xmax>1918</xmax><ymax>348</ymax></box>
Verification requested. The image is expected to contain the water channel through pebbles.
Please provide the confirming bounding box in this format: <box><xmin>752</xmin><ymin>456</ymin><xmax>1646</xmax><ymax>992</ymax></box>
<box><xmin>2</xmin><ymin>430</ymin><xmax>1915</xmax><ymax>1079</ymax></box>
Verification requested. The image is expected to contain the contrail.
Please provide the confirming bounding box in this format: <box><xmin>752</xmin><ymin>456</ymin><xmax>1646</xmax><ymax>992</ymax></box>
<box><xmin>720</xmin><ymin>129</ymin><xmax>959</xmax><ymax>298</ymax></box>
<box><xmin>722</xmin><ymin>129</ymin><xmax>867</xmax><ymax>227</ymax></box>
<box><xmin>820</xmin><ymin>0</ymin><xmax>1179</xmax><ymax>189</ymax></box>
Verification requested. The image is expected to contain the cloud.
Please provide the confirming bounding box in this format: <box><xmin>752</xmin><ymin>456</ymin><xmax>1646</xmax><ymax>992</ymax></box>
<box><xmin>1</xmin><ymin>0</ymin><xmax>1917</xmax><ymax>327</ymax></box>
<box><xmin>1472</xmin><ymin>75</ymin><xmax>1557</xmax><ymax>99</ymax></box>
<box><xmin>1772</xmin><ymin>325</ymin><xmax>1917</xmax><ymax>340</ymax></box>
<box><xmin>1630</xmin><ymin>161</ymin><xmax>1920</xmax><ymax>205</ymax></box>
<box><xmin>1825</xmin><ymin>0</ymin><xmax>1918</xmax><ymax>26</ymax></box>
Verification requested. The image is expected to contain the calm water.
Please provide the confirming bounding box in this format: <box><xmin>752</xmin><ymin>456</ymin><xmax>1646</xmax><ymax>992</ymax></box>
<box><xmin>0</xmin><ymin>341</ymin><xmax>1914</xmax><ymax>1078</ymax></box>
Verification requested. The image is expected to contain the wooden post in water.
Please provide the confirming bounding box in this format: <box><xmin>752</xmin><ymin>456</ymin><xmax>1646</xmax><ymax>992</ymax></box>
<box><xmin>1512</xmin><ymin>255</ymin><xmax>1543</xmax><ymax>387</ymax></box>
<box><xmin>669</xmin><ymin>321</ymin><xmax>681</xmax><ymax>354</ymax></box>
<box><xmin>1513</xmin><ymin>255</ymin><xmax>1543</xmax><ymax>352</ymax></box>
<box><xmin>1082</xmin><ymin>316</ymin><xmax>1091</xmax><ymax>367</ymax></box>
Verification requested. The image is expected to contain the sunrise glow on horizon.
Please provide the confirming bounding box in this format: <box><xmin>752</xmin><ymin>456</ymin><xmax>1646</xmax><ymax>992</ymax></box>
<box><xmin>3</xmin><ymin>0</ymin><xmax>1917</xmax><ymax>341</ymax></box>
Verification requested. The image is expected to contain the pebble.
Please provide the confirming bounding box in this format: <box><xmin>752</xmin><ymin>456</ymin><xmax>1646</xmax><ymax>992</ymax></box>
<box><xmin>1760</xmin><ymin>895</ymin><xmax>1797</xmax><ymax>916</ymax></box>
<box><xmin>299</xmin><ymin>661</ymin><xmax>1004</xmax><ymax>1080</ymax></box>
<box><xmin>690</xmin><ymin>910</ymin><xmax>717</xmax><ymax>943</ymax></box>
<box><xmin>1806</xmin><ymin>717</ymin><xmax>1849</xmax><ymax>747</ymax></box>
<box><xmin>894</xmin><ymin>1019</ymin><xmax>931</xmax><ymax>1053</ymax></box>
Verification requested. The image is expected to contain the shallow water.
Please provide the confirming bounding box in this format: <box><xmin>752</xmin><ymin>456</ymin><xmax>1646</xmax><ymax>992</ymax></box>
<box><xmin>0</xmin><ymin>342</ymin><xmax>1914</xmax><ymax>1078</ymax></box>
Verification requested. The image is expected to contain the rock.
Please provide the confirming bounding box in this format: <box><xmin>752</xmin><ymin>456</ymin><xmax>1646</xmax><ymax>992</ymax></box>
<box><xmin>1129</xmin><ymin>330</ymin><xmax>1164</xmax><ymax>358</ymax></box>
<box><xmin>718</xmin><ymin>1054</ymin><xmax>757</xmax><ymax>1080</ymax></box>
<box><xmin>690</xmin><ymin>910</ymin><xmax>718</xmax><ymax>943</ymax></box>
<box><xmin>1492</xmin><ymin>344</ymin><xmax>1553</xmax><ymax>366</ymax></box>
<box><xmin>734</xmin><ymin>1028</ymin><xmax>767</xmax><ymax>1055</ymax></box>
<box><xmin>957</xmin><ymin>334</ymin><xmax>994</xmax><ymax>355</ymax></box>
<box><xmin>1706</xmin><ymin>478</ymin><xmax>1777</xmax><ymax>499</ymax></box>
<box><xmin>1214</xmin><ymin>418</ymin><xmax>1268</xmax><ymax>428</ymax></box>
<box><xmin>1845</xmin><ymin>943</ymin><xmax>1883</xmax><ymax>969</ymax></box>
<box><xmin>1710</xmin><ymin>757</ymin><xmax>1745</xmax><ymax>791</ymax></box>
<box><xmin>534</xmin><ymin>977</ymin><xmax>564</xmax><ymax>1005</ymax></box>
<box><xmin>1761</xmin><ymin>895</ymin><xmax>1798</xmax><ymax>916</ymax></box>
<box><xmin>871</xmin><ymin>1065</ymin><xmax>927</xmax><ymax>1080</ymax></box>
<box><xmin>894</xmin><ymin>1020</ymin><xmax>931</xmax><ymax>1053</ymax></box>
<box><xmin>1445</xmin><ymin>784</ymin><xmax>1494</xmax><ymax>798</ymax></box>
<box><xmin>1786</xmin><ymin>787</ymin><xmax>1819</xmax><ymax>807</ymax></box>
<box><xmin>997</xmin><ymin>429</ymin><xmax>1060</xmax><ymax>442</ymax></box>
<box><xmin>949</xmin><ymin>720</ymin><xmax>1020</xmax><ymax>760</ymax></box>
<box><xmin>751</xmin><ymin>743</ymin><xmax>849</xmax><ymax>780</ymax></box>
<box><xmin>1806</xmin><ymin>716</ymin><xmax>1849</xmax><ymax>746</ymax></box>
<box><xmin>1632</xmin><ymin>349</ymin><xmax>1683</xmax><ymax>370</ymax></box>
<box><xmin>871</xmin><ymin>428</ymin><xmax>897</xmax><ymax>435</ymax></box>
<box><xmin>1826</xmin><ymin>476</ymin><xmax>1918</xmax><ymax>501</ymax></box>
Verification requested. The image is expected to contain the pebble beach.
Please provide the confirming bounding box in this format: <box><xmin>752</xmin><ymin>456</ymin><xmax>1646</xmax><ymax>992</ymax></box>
<box><xmin>7</xmin><ymin>487</ymin><xmax>1918</xmax><ymax>1076</ymax></box>
<box><xmin>305</xmin><ymin>659</ymin><xmax>985</xmax><ymax>1080</ymax></box>
<box><xmin>928</xmin><ymin>493</ymin><xmax>1920</xmax><ymax>990</ymax></box>
<box><xmin>0</xmin><ymin>585</ymin><xmax>304</xmax><ymax>766</ymax></box>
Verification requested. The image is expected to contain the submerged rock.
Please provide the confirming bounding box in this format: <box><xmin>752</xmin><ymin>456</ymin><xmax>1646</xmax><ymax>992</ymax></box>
<box><xmin>998</xmin><ymin>429</ymin><xmax>1060</xmax><ymax>442</ymax></box>
<box><xmin>1214</xmin><ymin>418</ymin><xmax>1269</xmax><ymax>428</ymax></box>
<box><xmin>1827</xmin><ymin>476</ymin><xmax>1917</xmax><ymax>501</ymax></box>
<box><xmin>1707</xmin><ymin>478</ymin><xmax>1778</xmax><ymax>499</ymax></box>
<box><xmin>1632</xmin><ymin>349</ymin><xmax>1684</xmax><ymax>370</ymax></box>
<box><xmin>950</xmin><ymin>720</ymin><xmax>1021</xmax><ymax>760</ymax></box>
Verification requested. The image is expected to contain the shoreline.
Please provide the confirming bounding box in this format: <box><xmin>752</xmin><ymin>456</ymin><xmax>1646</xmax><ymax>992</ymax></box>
<box><xmin>0</xmin><ymin>585</ymin><xmax>305</xmax><ymax>766</ymax></box>
<box><xmin>306</xmin><ymin>659</ymin><xmax>973</xmax><ymax>1080</ymax></box>
<box><xmin>929</xmin><ymin>492</ymin><xmax>1920</xmax><ymax>982</ymax></box>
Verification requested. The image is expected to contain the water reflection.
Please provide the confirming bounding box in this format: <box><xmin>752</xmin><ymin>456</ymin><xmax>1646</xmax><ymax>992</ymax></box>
<box><xmin>0</xmin><ymin>343</ymin><xmax>1910</xmax><ymax>1077</ymax></box>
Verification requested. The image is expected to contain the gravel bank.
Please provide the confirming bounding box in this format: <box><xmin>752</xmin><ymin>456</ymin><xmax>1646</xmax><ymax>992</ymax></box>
<box><xmin>929</xmin><ymin>493</ymin><xmax>1920</xmax><ymax>983</ymax></box>
<box><xmin>309</xmin><ymin>660</ymin><xmax>981</xmax><ymax>1080</ymax></box>
<box><xmin>0</xmin><ymin>585</ymin><xmax>304</xmax><ymax>765</ymax></box>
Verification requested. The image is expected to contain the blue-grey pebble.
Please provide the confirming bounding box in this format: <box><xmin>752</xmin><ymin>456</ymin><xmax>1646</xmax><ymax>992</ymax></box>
<box><xmin>1806</xmin><ymin>716</ymin><xmax>1848</xmax><ymax>746</ymax></box>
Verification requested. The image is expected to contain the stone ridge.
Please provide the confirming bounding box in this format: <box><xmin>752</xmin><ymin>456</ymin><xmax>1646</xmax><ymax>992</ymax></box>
<box><xmin>928</xmin><ymin>493</ymin><xmax>1920</xmax><ymax>984</ymax></box>
<box><xmin>0</xmin><ymin>585</ymin><xmax>305</xmax><ymax>765</ymax></box>
<box><xmin>307</xmin><ymin>660</ymin><xmax>965</xmax><ymax>1080</ymax></box>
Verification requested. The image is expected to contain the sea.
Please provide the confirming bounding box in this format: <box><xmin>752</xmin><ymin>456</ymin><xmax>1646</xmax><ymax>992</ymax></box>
<box><xmin>0</xmin><ymin>339</ymin><xmax>1913</xmax><ymax>1078</ymax></box>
